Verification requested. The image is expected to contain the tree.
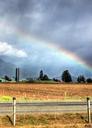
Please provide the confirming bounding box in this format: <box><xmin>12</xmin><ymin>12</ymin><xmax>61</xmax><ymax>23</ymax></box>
<box><xmin>62</xmin><ymin>70</ymin><xmax>72</xmax><ymax>82</ymax></box>
<box><xmin>39</xmin><ymin>70</ymin><xmax>44</xmax><ymax>80</ymax></box>
<box><xmin>38</xmin><ymin>70</ymin><xmax>50</xmax><ymax>81</ymax></box>
<box><xmin>4</xmin><ymin>75</ymin><xmax>11</xmax><ymax>81</ymax></box>
<box><xmin>43</xmin><ymin>74</ymin><xmax>49</xmax><ymax>80</ymax></box>
<box><xmin>86</xmin><ymin>78</ymin><xmax>92</xmax><ymax>83</ymax></box>
<box><xmin>77</xmin><ymin>75</ymin><xmax>85</xmax><ymax>83</ymax></box>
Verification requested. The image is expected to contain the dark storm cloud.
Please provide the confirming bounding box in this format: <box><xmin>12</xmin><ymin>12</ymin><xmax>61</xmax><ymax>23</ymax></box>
<box><xmin>0</xmin><ymin>0</ymin><xmax>92</xmax><ymax>66</ymax></box>
<box><xmin>0</xmin><ymin>0</ymin><xmax>32</xmax><ymax>15</ymax></box>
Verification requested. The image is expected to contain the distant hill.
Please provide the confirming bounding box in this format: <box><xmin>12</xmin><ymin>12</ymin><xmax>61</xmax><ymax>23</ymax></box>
<box><xmin>0</xmin><ymin>59</ymin><xmax>15</xmax><ymax>77</ymax></box>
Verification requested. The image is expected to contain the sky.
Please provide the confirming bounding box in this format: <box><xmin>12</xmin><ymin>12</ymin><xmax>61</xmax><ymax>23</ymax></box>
<box><xmin>0</xmin><ymin>0</ymin><xmax>92</xmax><ymax>78</ymax></box>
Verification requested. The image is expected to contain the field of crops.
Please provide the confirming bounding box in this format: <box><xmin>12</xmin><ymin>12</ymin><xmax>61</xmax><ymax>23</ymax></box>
<box><xmin>0</xmin><ymin>83</ymin><xmax>92</xmax><ymax>101</ymax></box>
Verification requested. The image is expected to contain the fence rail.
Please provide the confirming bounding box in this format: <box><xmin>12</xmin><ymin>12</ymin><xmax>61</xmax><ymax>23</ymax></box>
<box><xmin>0</xmin><ymin>97</ymin><xmax>91</xmax><ymax>126</ymax></box>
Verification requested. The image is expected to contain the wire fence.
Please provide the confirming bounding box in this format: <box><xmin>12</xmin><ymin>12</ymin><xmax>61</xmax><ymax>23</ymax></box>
<box><xmin>0</xmin><ymin>97</ymin><xmax>91</xmax><ymax>126</ymax></box>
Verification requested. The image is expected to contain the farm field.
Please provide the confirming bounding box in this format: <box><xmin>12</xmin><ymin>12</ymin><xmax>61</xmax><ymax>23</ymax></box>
<box><xmin>0</xmin><ymin>83</ymin><xmax>92</xmax><ymax>101</ymax></box>
<box><xmin>0</xmin><ymin>83</ymin><xmax>92</xmax><ymax>128</ymax></box>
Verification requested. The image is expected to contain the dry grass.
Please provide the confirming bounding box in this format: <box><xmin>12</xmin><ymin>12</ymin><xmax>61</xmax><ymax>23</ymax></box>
<box><xmin>0</xmin><ymin>113</ymin><xmax>92</xmax><ymax>128</ymax></box>
<box><xmin>0</xmin><ymin>83</ymin><xmax>92</xmax><ymax>100</ymax></box>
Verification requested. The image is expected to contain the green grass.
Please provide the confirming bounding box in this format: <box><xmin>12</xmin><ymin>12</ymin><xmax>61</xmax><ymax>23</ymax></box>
<box><xmin>25</xmin><ymin>80</ymin><xmax>60</xmax><ymax>84</ymax></box>
<box><xmin>0</xmin><ymin>95</ymin><xmax>92</xmax><ymax>103</ymax></box>
<box><xmin>0</xmin><ymin>96</ymin><xmax>12</xmax><ymax>102</ymax></box>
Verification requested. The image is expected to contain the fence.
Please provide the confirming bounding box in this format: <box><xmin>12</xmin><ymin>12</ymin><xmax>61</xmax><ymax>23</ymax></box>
<box><xmin>0</xmin><ymin>97</ymin><xmax>91</xmax><ymax>126</ymax></box>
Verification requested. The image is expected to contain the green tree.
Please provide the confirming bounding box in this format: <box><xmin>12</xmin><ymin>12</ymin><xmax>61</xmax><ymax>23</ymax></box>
<box><xmin>43</xmin><ymin>74</ymin><xmax>49</xmax><ymax>80</ymax></box>
<box><xmin>86</xmin><ymin>78</ymin><xmax>92</xmax><ymax>83</ymax></box>
<box><xmin>4</xmin><ymin>75</ymin><xmax>11</xmax><ymax>81</ymax></box>
<box><xmin>62</xmin><ymin>70</ymin><xmax>72</xmax><ymax>82</ymax></box>
<box><xmin>39</xmin><ymin>70</ymin><xmax>44</xmax><ymax>80</ymax></box>
<box><xmin>77</xmin><ymin>75</ymin><xmax>85</xmax><ymax>83</ymax></box>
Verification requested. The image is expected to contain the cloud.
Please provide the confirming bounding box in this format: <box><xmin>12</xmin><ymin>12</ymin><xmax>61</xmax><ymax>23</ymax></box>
<box><xmin>0</xmin><ymin>42</ymin><xmax>28</xmax><ymax>58</ymax></box>
<box><xmin>0</xmin><ymin>0</ymin><xmax>92</xmax><ymax>77</ymax></box>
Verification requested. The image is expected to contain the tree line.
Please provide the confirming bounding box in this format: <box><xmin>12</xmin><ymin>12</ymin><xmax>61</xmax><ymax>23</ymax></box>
<box><xmin>1</xmin><ymin>69</ymin><xmax>92</xmax><ymax>83</ymax></box>
<box><xmin>61</xmin><ymin>70</ymin><xmax>92</xmax><ymax>83</ymax></box>
<box><xmin>38</xmin><ymin>70</ymin><xmax>92</xmax><ymax>83</ymax></box>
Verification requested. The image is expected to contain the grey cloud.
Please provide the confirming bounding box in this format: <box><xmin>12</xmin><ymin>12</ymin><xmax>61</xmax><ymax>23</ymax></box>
<box><xmin>0</xmin><ymin>0</ymin><xmax>92</xmax><ymax>76</ymax></box>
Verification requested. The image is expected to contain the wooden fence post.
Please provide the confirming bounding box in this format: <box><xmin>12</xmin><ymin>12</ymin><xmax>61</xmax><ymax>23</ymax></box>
<box><xmin>87</xmin><ymin>97</ymin><xmax>91</xmax><ymax>123</ymax></box>
<box><xmin>13</xmin><ymin>97</ymin><xmax>16</xmax><ymax>126</ymax></box>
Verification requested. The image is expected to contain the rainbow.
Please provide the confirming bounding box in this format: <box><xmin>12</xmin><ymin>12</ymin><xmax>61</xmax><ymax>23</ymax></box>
<box><xmin>0</xmin><ymin>18</ymin><xmax>91</xmax><ymax>72</ymax></box>
<box><xmin>15</xmin><ymin>29</ymin><xmax>92</xmax><ymax>72</ymax></box>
